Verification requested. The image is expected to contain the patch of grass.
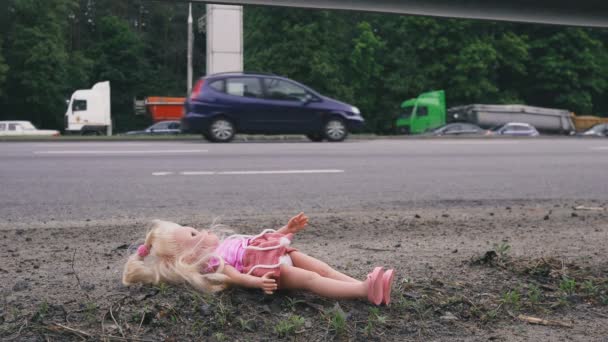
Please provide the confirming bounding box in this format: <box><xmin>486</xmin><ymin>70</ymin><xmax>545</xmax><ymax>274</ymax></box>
<box><xmin>84</xmin><ymin>302</ymin><xmax>97</xmax><ymax>322</ymax></box>
<box><xmin>364</xmin><ymin>307</ymin><xmax>387</xmax><ymax>336</ymax></box>
<box><xmin>527</xmin><ymin>284</ymin><xmax>541</xmax><ymax>305</ymax></box>
<box><xmin>326</xmin><ymin>305</ymin><xmax>347</xmax><ymax>335</ymax></box>
<box><xmin>31</xmin><ymin>301</ymin><xmax>49</xmax><ymax>322</ymax></box>
<box><xmin>237</xmin><ymin>318</ymin><xmax>255</xmax><ymax>332</ymax></box>
<box><xmin>493</xmin><ymin>242</ymin><xmax>511</xmax><ymax>258</ymax></box>
<box><xmin>282</xmin><ymin>296</ymin><xmax>305</xmax><ymax>311</ymax></box>
<box><xmin>559</xmin><ymin>277</ymin><xmax>577</xmax><ymax>295</ymax></box>
<box><xmin>582</xmin><ymin>280</ymin><xmax>599</xmax><ymax>296</ymax></box>
<box><xmin>156</xmin><ymin>282</ymin><xmax>170</xmax><ymax>296</ymax></box>
<box><xmin>212</xmin><ymin>332</ymin><xmax>227</xmax><ymax>341</ymax></box>
<box><xmin>501</xmin><ymin>289</ymin><xmax>521</xmax><ymax>311</ymax></box>
<box><xmin>274</xmin><ymin>315</ymin><xmax>305</xmax><ymax>338</ymax></box>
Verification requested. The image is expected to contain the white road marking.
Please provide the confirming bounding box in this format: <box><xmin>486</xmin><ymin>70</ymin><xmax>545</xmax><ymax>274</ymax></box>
<box><xmin>153</xmin><ymin>169</ymin><xmax>345</xmax><ymax>176</ymax></box>
<box><xmin>152</xmin><ymin>172</ymin><xmax>174</xmax><ymax>176</ymax></box>
<box><xmin>34</xmin><ymin>149</ymin><xmax>208</xmax><ymax>154</ymax></box>
<box><xmin>431</xmin><ymin>141</ymin><xmax>520</xmax><ymax>145</ymax></box>
<box><xmin>34</xmin><ymin>143</ymin><xmax>154</xmax><ymax>147</ymax></box>
<box><xmin>590</xmin><ymin>146</ymin><xmax>608</xmax><ymax>151</ymax></box>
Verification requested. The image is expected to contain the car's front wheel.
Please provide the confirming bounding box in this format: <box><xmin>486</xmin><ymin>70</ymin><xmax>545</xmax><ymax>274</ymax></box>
<box><xmin>323</xmin><ymin>118</ymin><xmax>348</xmax><ymax>142</ymax></box>
<box><xmin>207</xmin><ymin>118</ymin><xmax>235</xmax><ymax>142</ymax></box>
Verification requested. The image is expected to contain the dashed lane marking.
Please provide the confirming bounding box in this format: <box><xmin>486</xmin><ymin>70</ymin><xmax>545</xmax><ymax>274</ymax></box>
<box><xmin>34</xmin><ymin>149</ymin><xmax>208</xmax><ymax>154</ymax></box>
<box><xmin>153</xmin><ymin>169</ymin><xmax>345</xmax><ymax>176</ymax></box>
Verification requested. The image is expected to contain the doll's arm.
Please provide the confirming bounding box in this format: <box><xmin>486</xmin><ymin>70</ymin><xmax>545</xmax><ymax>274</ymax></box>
<box><xmin>276</xmin><ymin>212</ymin><xmax>308</xmax><ymax>235</ymax></box>
<box><xmin>222</xmin><ymin>264</ymin><xmax>278</xmax><ymax>294</ymax></box>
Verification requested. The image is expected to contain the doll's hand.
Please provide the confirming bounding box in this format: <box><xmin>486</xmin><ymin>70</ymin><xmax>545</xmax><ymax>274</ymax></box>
<box><xmin>260</xmin><ymin>272</ymin><xmax>278</xmax><ymax>295</ymax></box>
<box><xmin>286</xmin><ymin>212</ymin><xmax>308</xmax><ymax>233</ymax></box>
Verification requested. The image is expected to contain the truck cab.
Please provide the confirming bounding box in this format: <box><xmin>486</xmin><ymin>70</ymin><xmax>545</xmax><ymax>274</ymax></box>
<box><xmin>64</xmin><ymin>81</ymin><xmax>112</xmax><ymax>135</ymax></box>
<box><xmin>395</xmin><ymin>90</ymin><xmax>446</xmax><ymax>134</ymax></box>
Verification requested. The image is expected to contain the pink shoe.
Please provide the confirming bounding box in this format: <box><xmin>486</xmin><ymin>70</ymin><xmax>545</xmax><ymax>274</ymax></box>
<box><xmin>367</xmin><ymin>267</ymin><xmax>384</xmax><ymax>305</ymax></box>
<box><xmin>382</xmin><ymin>269</ymin><xmax>395</xmax><ymax>306</ymax></box>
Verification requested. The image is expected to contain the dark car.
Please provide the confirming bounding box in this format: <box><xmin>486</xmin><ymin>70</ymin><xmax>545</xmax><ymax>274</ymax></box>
<box><xmin>428</xmin><ymin>123</ymin><xmax>488</xmax><ymax>136</ymax></box>
<box><xmin>578</xmin><ymin>123</ymin><xmax>608</xmax><ymax>137</ymax></box>
<box><xmin>125</xmin><ymin>120</ymin><xmax>181</xmax><ymax>135</ymax></box>
<box><xmin>181</xmin><ymin>72</ymin><xmax>365</xmax><ymax>142</ymax></box>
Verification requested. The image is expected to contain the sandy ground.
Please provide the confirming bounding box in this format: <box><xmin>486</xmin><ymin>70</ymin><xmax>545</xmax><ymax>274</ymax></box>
<box><xmin>1</xmin><ymin>199</ymin><xmax>607</xmax><ymax>341</ymax></box>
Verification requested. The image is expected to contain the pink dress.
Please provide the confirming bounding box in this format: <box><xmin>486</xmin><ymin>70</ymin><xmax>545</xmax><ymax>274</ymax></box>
<box><xmin>207</xmin><ymin>230</ymin><xmax>297</xmax><ymax>284</ymax></box>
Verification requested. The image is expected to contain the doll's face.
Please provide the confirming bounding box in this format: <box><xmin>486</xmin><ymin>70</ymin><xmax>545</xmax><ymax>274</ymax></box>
<box><xmin>173</xmin><ymin>226</ymin><xmax>219</xmax><ymax>256</ymax></box>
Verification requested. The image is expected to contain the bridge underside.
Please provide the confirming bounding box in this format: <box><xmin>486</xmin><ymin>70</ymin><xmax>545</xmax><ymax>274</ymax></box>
<box><xmin>194</xmin><ymin>0</ymin><xmax>608</xmax><ymax>28</ymax></box>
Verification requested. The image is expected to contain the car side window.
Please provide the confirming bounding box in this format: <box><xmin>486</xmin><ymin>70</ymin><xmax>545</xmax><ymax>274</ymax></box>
<box><xmin>263</xmin><ymin>78</ymin><xmax>308</xmax><ymax>102</ymax></box>
<box><xmin>73</xmin><ymin>99</ymin><xmax>87</xmax><ymax>112</ymax></box>
<box><xmin>152</xmin><ymin>122</ymin><xmax>170</xmax><ymax>130</ymax></box>
<box><xmin>416</xmin><ymin>106</ymin><xmax>428</xmax><ymax>117</ymax></box>
<box><xmin>0</xmin><ymin>123</ymin><xmax>5</xmax><ymax>131</ymax></box>
<box><xmin>8</xmin><ymin>123</ymin><xmax>18</xmax><ymax>131</ymax></box>
<box><xmin>209</xmin><ymin>80</ymin><xmax>224</xmax><ymax>92</ymax></box>
<box><xmin>169</xmin><ymin>122</ymin><xmax>180</xmax><ymax>129</ymax></box>
<box><xmin>445</xmin><ymin>125</ymin><xmax>461</xmax><ymax>133</ymax></box>
<box><xmin>225</xmin><ymin>77</ymin><xmax>263</xmax><ymax>98</ymax></box>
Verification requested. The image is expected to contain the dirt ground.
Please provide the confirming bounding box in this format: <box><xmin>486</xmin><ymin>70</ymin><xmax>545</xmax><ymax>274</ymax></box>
<box><xmin>1</xmin><ymin>199</ymin><xmax>607</xmax><ymax>341</ymax></box>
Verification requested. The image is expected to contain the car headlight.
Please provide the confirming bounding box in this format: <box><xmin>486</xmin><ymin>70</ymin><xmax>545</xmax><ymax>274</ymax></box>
<box><xmin>350</xmin><ymin>106</ymin><xmax>360</xmax><ymax>115</ymax></box>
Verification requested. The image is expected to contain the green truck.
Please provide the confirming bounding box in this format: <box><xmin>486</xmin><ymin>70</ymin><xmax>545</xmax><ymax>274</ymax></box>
<box><xmin>395</xmin><ymin>89</ymin><xmax>575</xmax><ymax>134</ymax></box>
<box><xmin>395</xmin><ymin>90</ymin><xmax>446</xmax><ymax>134</ymax></box>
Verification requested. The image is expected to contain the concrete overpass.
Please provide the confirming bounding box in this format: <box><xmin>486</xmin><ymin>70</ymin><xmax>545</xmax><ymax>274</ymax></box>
<box><xmin>193</xmin><ymin>0</ymin><xmax>608</xmax><ymax>27</ymax></box>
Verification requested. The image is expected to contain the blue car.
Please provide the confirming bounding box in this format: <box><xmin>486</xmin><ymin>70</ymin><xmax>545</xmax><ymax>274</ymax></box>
<box><xmin>181</xmin><ymin>72</ymin><xmax>365</xmax><ymax>142</ymax></box>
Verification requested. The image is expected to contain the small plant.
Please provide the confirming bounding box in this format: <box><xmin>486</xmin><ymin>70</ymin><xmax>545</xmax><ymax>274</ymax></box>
<box><xmin>528</xmin><ymin>284</ymin><xmax>541</xmax><ymax>305</ymax></box>
<box><xmin>84</xmin><ymin>302</ymin><xmax>97</xmax><ymax>322</ymax></box>
<box><xmin>559</xmin><ymin>277</ymin><xmax>577</xmax><ymax>295</ymax></box>
<box><xmin>31</xmin><ymin>301</ymin><xmax>50</xmax><ymax>323</ymax></box>
<box><xmin>501</xmin><ymin>289</ymin><xmax>521</xmax><ymax>311</ymax></box>
<box><xmin>212</xmin><ymin>332</ymin><xmax>226</xmax><ymax>341</ymax></box>
<box><xmin>327</xmin><ymin>306</ymin><xmax>347</xmax><ymax>335</ymax></box>
<box><xmin>282</xmin><ymin>297</ymin><xmax>305</xmax><ymax>311</ymax></box>
<box><xmin>237</xmin><ymin>318</ymin><xmax>255</xmax><ymax>332</ymax></box>
<box><xmin>274</xmin><ymin>315</ymin><xmax>305</xmax><ymax>338</ymax></box>
<box><xmin>156</xmin><ymin>282</ymin><xmax>170</xmax><ymax>295</ymax></box>
<box><xmin>482</xmin><ymin>309</ymin><xmax>498</xmax><ymax>322</ymax></box>
<box><xmin>493</xmin><ymin>242</ymin><xmax>511</xmax><ymax>258</ymax></box>
<box><xmin>582</xmin><ymin>280</ymin><xmax>599</xmax><ymax>296</ymax></box>
<box><xmin>364</xmin><ymin>307</ymin><xmax>387</xmax><ymax>335</ymax></box>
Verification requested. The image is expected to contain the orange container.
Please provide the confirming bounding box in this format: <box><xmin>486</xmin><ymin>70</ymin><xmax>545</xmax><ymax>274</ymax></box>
<box><xmin>145</xmin><ymin>97</ymin><xmax>185</xmax><ymax>122</ymax></box>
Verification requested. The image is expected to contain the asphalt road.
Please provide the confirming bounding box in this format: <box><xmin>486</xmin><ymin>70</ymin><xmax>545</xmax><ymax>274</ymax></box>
<box><xmin>1</xmin><ymin>138</ymin><xmax>607</xmax><ymax>228</ymax></box>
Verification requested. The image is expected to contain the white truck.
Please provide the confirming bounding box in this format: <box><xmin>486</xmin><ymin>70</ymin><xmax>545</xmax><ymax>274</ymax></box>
<box><xmin>64</xmin><ymin>81</ymin><xmax>112</xmax><ymax>135</ymax></box>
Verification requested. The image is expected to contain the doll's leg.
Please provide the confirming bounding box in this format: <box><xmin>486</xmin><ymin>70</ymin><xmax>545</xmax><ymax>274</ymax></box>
<box><xmin>278</xmin><ymin>264</ymin><xmax>367</xmax><ymax>299</ymax></box>
<box><xmin>289</xmin><ymin>251</ymin><xmax>359</xmax><ymax>283</ymax></box>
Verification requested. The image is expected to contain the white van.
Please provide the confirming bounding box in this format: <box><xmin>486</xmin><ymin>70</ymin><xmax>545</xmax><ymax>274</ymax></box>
<box><xmin>64</xmin><ymin>81</ymin><xmax>112</xmax><ymax>135</ymax></box>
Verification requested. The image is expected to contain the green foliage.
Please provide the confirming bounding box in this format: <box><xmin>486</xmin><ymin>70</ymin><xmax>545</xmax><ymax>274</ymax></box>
<box><xmin>2</xmin><ymin>3</ymin><xmax>608</xmax><ymax>133</ymax></box>
<box><xmin>274</xmin><ymin>314</ymin><xmax>305</xmax><ymax>337</ymax></box>
<box><xmin>0</xmin><ymin>39</ymin><xmax>8</xmax><ymax>97</ymax></box>
<box><xmin>559</xmin><ymin>277</ymin><xmax>577</xmax><ymax>295</ymax></box>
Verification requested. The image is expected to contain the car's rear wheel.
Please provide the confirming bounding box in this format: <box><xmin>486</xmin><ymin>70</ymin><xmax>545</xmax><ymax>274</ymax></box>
<box><xmin>306</xmin><ymin>133</ymin><xmax>324</xmax><ymax>142</ymax></box>
<box><xmin>323</xmin><ymin>118</ymin><xmax>348</xmax><ymax>142</ymax></box>
<box><xmin>207</xmin><ymin>118</ymin><xmax>235</xmax><ymax>142</ymax></box>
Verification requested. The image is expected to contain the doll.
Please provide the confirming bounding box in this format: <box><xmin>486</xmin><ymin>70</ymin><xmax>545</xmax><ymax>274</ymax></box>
<box><xmin>122</xmin><ymin>213</ymin><xmax>395</xmax><ymax>305</ymax></box>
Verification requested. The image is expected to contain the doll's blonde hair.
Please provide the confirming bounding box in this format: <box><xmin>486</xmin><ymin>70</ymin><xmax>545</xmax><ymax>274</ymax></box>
<box><xmin>122</xmin><ymin>220</ymin><xmax>229</xmax><ymax>293</ymax></box>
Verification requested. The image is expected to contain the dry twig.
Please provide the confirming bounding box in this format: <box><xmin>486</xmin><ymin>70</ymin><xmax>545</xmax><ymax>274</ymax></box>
<box><xmin>517</xmin><ymin>314</ymin><xmax>573</xmax><ymax>328</ymax></box>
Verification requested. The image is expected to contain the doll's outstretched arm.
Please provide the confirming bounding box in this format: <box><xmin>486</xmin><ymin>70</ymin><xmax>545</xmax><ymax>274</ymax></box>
<box><xmin>276</xmin><ymin>212</ymin><xmax>308</xmax><ymax>235</ymax></box>
<box><xmin>222</xmin><ymin>264</ymin><xmax>278</xmax><ymax>294</ymax></box>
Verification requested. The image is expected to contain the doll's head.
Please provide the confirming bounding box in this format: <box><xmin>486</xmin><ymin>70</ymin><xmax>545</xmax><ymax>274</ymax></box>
<box><xmin>122</xmin><ymin>220</ymin><xmax>227</xmax><ymax>293</ymax></box>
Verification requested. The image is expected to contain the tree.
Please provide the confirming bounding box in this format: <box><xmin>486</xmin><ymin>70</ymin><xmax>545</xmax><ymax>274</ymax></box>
<box><xmin>3</xmin><ymin>0</ymin><xmax>75</xmax><ymax>128</ymax></box>
<box><xmin>0</xmin><ymin>38</ymin><xmax>8</xmax><ymax>98</ymax></box>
